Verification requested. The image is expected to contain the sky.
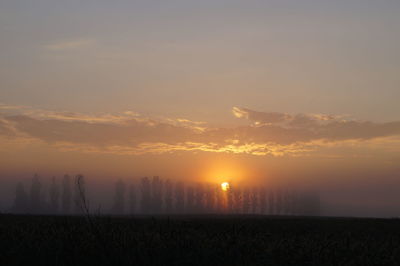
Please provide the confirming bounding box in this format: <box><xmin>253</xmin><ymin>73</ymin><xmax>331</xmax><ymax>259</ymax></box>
<box><xmin>1</xmin><ymin>0</ymin><xmax>400</xmax><ymax>217</ymax></box>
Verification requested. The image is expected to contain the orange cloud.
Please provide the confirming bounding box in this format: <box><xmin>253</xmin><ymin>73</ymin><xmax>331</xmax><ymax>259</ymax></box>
<box><xmin>1</xmin><ymin>105</ymin><xmax>400</xmax><ymax>157</ymax></box>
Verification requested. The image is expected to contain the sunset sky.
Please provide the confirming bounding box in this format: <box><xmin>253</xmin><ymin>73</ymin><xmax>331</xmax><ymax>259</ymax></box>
<box><xmin>1</xmin><ymin>0</ymin><xmax>400</xmax><ymax>216</ymax></box>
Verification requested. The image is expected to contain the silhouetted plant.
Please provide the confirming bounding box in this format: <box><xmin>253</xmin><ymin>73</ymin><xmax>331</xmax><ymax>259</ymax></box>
<box><xmin>74</xmin><ymin>174</ymin><xmax>86</xmax><ymax>214</ymax></box>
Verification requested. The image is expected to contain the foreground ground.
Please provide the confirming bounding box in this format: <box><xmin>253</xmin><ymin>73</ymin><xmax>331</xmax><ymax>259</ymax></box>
<box><xmin>1</xmin><ymin>214</ymin><xmax>400</xmax><ymax>265</ymax></box>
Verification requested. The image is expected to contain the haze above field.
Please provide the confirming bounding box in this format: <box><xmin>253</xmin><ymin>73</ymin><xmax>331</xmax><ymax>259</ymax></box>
<box><xmin>1</xmin><ymin>0</ymin><xmax>400</xmax><ymax>217</ymax></box>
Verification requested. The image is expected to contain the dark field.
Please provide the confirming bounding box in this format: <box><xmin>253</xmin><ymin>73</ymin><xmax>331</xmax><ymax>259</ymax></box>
<box><xmin>1</xmin><ymin>214</ymin><xmax>400</xmax><ymax>266</ymax></box>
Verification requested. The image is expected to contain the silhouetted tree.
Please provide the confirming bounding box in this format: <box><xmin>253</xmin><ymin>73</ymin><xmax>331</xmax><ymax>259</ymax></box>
<box><xmin>140</xmin><ymin>177</ymin><xmax>151</xmax><ymax>214</ymax></box>
<box><xmin>174</xmin><ymin>181</ymin><xmax>185</xmax><ymax>213</ymax></box>
<box><xmin>275</xmin><ymin>189</ymin><xmax>283</xmax><ymax>215</ymax></box>
<box><xmin>281</xmin><ymin>189</ymin><xmax>288</xmax><ymax>215</ymax></box>
<box><xmin>61</xmin><ymin>174</ymin><xmax>71</xmax><ymax>214</ymax></box>
<box><xmin>164</xmin><ymin>180</ymin><xmax>173</xmax><ymax>213</ymax></box>
<box><xmin>186</xmin><ymin>186</ymin><xmax>195</xmax><ymax>213</ymax></box>
<box><xmin>268</xmin><ymin>190</ymin><xmax>275</xmax><ymax>215</ymax></box>
<box><xmin>194</xmin><ymin>183</ymin><xmax>205</xmax><ymax>213</ymax></box>
<box><xmin>49</xmin><ymin>176</ymin><xmax>60</xmax><ymax>214</ymax></box>
<box><xmin>283</xmin><ymin>189</ymin><xmax>294</xmax><ymax>215</ymax></box>
<box><xmin>242</xmin><ymin>187</ymin><xmax>250</xmax><ymax>214</ymax></box>
<box><xmin>14</xmin><ymin>182</ymin><xmax>28</xmax><ymax>213</ymax></box>
<box><xmin>205</xmin><ymin>184</ymin><xmax>215</xmax><ymax>213</ymax></box>
<box><xmin>233</xmin><ymin>187</ymin><xmax>242</xmax><ymax>214</ymax></box>
<box><xmin>226</xmin><ymin>186</ymin><xmax>233</xmax><ymax>214</ymax></box>
<box><xmin>292</xmin><ymin>190</ymin><xmax>300</xmax><ymax>215</ymax></box>
<box><xmin>129</xmin><ymin>184</ymin><xmax>136</xmax><ymax>214</ymax></box>
<box><xmin>112</xmin><ymin>179</ymin><xmax>126</xmax><ymax>215</ymax></box>
<box><xmin>250</xmin><ymin>187</ymin><xmax>258</xmax><ymax>214</ymax></box>
<box><xmin>314</xmin><ymin>192</ymin><xmax>321</xmax><ymax>216</ymax></box>
<box><xmin>151</xmin><ymin>176</ymin><xmax>163</xmax><ymax>214</ymax></box>
<box><xmin>300</xmin><ymin>191</ymin><xmax>320</xmax><ymax>216</ymax></box>
<box><xmin>30</xmin><ymin>174</ymin><xmax>42</xmax><ymax>214</ymax></box>
<box><xmin>215</xmin><ymin>185</ymin><xmax>223</xmax><ymax>213</ymax></box>
<box><xmin>259</xmin><ymin>187</ymin><xmax>267</xmax><ymax>214</ymax></box>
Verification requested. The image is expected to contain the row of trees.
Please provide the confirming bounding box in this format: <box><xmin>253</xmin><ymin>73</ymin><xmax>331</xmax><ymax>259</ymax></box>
<box><xmin>135</xmin><ymin>176</ymin><xmax>320</xmax><ymax>215</ymax></box>
<box><xmin>10</xmin><ymin>174</ymin><xmax>320</xmax><ymax>216</ymax></box>
<box><xmin>12</xmin><ymin>174</ymin><xmax>86</xmax><ymax>214</ymax></box>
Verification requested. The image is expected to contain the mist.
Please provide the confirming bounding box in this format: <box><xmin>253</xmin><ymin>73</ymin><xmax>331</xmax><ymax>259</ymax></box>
<box><xmin>1</xmin><ymin>158</ymin><xmax>399</xmax><ymax>218</ymax></box>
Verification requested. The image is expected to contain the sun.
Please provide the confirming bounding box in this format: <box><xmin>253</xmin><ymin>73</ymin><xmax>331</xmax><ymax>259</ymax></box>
<box><xmin>221</xmin><ymin>182</ymin><xmax>230</xmax><ymax>192</ymax></box>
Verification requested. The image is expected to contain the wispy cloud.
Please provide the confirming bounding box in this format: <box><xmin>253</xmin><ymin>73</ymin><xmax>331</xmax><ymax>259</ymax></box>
<box><xmin>232</xmin><ymin>107</ymin><xmax>342</xmax><ymax>127</ymax></box>
<box><xmin>0</xmin><ymin>103</ymin><xmax>29</xmax><ymax>111</ymax></box>
<box><xmin>44</xmin><ymin>38</ymin><xmax>95</xmax><ymax>51</ymax></box>
<box><xmin>1</xmin><ymin>105</ymin><xmax>400</xmax><ymax>157</ymax></box>
<box><xmin>231</xmin><ymin>107</ymin><xmax>400</xmax><ymax>143</ymax></box>
<box><xmin>232</xmin><ymin>107</ymin><xmax>291</xmax><ymax>125</ymax></box>
<box><xmin>52</xmin><ymin>141</ymin><xmax>316</xmax><ymax>157</ymax></box>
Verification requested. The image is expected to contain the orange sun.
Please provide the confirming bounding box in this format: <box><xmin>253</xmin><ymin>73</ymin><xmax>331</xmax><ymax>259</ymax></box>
<box><xmin>221</xmin><ymin>182</ymin><xmax>230</xmax><ymax>191</ymax></box>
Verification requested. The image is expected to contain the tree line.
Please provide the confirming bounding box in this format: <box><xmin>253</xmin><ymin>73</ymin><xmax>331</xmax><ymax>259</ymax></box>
<box><xmin>12</xmin><ymin>174</ymin><xmax>86</xmax><ymax>215</ymax></box>
<box><xmin>10</xmin><ymin>174</ymin><xmax>320</xmax><ymax>216</ymax></box>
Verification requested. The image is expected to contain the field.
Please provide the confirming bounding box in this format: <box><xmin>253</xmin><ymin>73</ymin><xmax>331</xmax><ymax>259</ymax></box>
<box><xmin>1</xmin><ymin>214</ymin><xmax>400</xmax><ymax>265</ymax></box>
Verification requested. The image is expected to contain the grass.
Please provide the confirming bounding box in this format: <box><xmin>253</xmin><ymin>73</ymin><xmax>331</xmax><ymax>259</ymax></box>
<box><xmin>1</xmin><ymin>214</ymin><xmax>400</xmax><ymax>265</ymax></box>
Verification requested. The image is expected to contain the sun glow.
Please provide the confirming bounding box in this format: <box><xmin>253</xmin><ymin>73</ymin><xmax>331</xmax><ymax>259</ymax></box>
<box><xmin>221</xmin><ymin>182</ymin><xmax>230</xmax><ymax>191</ymax></box>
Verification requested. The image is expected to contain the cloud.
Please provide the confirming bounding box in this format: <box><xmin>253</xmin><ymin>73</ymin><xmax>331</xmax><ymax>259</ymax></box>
<box><xmin>4</xmin><ymin>114</ymin><xmax>200</xmax><ymax>146</ymax></box>
<box><xmin>44</xmin><ymin>39</ymin><xmax>95</xmax><ymax>51</ymax></box>
<box><xmin>232</xmin><ymin>107</ymin><xmax>343</xmax><ymax>127</ymax></box>
<box><xmin>232</xmin><ymin>107</ymin><xmax>291</xmax><ymax>125</ymax></box>
<box><xmin>0</xmin><ymin>103</ymin><xmax>28</xmax><ymax>111</ymax></box>
<box><xmin>53</xmin><ymin>141</ymin><xmax>316</xmax><ymax>157</ymax></box>
<box><xmin>0</xmin><ymin>116</ymin><xmax>28</xmax><ymax>137</ymax></box>
<box><xmin>27</xmin><ymin>110</ymin><xmax>141</xmax><ymax>125</ymax></box>
<box><xmin>0</xmin><ymin>118</ymin><xmax>16</xmax><ymax>136</ymax></box>
<box><xmin>1</xmin><ymin>105</ymin><xmax>400</xmax><ymax>157</ymax></box>
<box><xmin>231</xmin><ymin>107</ymin><xmax>400</xmax><ymax>143</ymax></box>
